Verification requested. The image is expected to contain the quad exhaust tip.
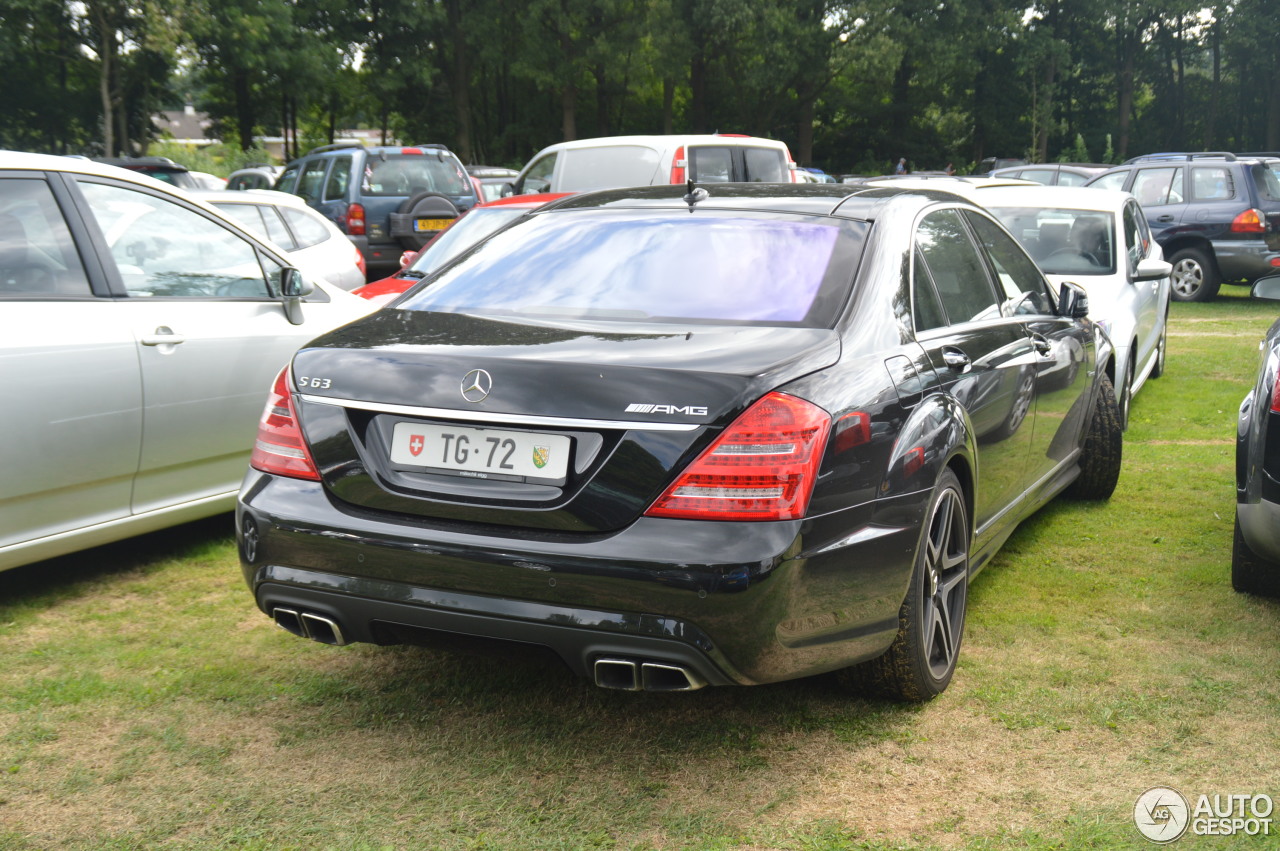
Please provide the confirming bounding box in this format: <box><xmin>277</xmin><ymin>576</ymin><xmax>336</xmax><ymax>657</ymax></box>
<box><xmin>272</xmin><ymin>607</ymin><xmax>347</xmax><ymax>646</ymax></box>
<box><xmin>594</xmin><ymin>658</ymin><xmax>705</xmax><ymax>692</ymax></box>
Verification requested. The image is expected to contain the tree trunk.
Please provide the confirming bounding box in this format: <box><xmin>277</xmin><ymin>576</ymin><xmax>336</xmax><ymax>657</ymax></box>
<box><xmin>561</xmin><ymin>83</ymin><xmax>577</xmax><ymax>141</ymax></box>
<box><xmin>1116</xmin><ymin>38</ymin><xmax>1136</xmax><ymax>160</ymax></box>
<box><xmin>662</xmin><ymin>77</ymin><xmax>674</xmax><ymax>134</ymax></box>
<box><xmin>1204</xmin><ymin>16</ymin><xmax>1220</xmax><ymax>149</ymax></box>
<box><xmin>445</xmin><ymin>0</ymin><xmax>473</xmax><ymax>161</ymax></box>
<box><xmin>234</xmin><ymin>70</ymin><xmax>254</xmax><ymax>152</ymax></box>
<box><xmin>1035</xmin><ymin>53</ymin><xmax>1057</xmax><ymax>162</ymax></box>
<box><xmin>796</xmin><ymin>99</ymin><xmax>814</xmax><ymax>166</ymax></box>
<box><xmin>690</xmin><ymin>48</ymin><xmax>707</xmax><ymax>133</ymax></box>
<box><xmin>95</xmin><ymin>14</ymin><xmax>115</xmax><ymax>156</ymax></box>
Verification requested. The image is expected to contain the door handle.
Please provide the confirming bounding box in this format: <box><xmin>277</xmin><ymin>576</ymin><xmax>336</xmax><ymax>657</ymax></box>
<box><xmin>1156</xmin><ymin>214</ymin><xmax>1175</xmax><ymax>223</ymax></box>
<box><xmin>141</xmin><ymin>326</ymin><xmax>186</xmax><ymax>346</ymax></box>
<box><xmin>941</xmin><ymin>348</ymin><xmax>971</xmax><ymax>372</ymax></box>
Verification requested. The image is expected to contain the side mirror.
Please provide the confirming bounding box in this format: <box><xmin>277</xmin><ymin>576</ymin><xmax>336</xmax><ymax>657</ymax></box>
<box><xmin>1134</xmin><ymin>257</ymin><xmax>1172</xmax><ymax>282</ymax></box>
<box><xmin>280</xmin><ymin>267</ymin><xmax>314</xmax><ymax>325</ymax></box>
<box><xmin>1253</xmin><ymin>274</ymin><xmax>1280</xmax><ymax>302</ymax></box>
<box><xmin>500</xmin><ymin>182</ymin><xmax>515</xmax><ymax>198</ymax></box>
<box><xmin>399</xmin><ymin>249</ymin><xmax>416</xmax><ymax>269</ymax></box>
<box><xmin>1058</xmin><ymin>281</ymin><xmax>1090</xmax><ymax>319</ymax></box>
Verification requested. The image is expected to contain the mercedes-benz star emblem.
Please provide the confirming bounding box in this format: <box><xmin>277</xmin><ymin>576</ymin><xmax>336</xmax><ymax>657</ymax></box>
<box><xmin>461</xmin><ymin>369</ymin><xmax>493</xmax><ymax>403</ymax></box>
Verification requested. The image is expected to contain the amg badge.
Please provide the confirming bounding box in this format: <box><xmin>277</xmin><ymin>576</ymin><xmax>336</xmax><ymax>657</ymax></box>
<box><xmin>625</xmin><ymin>403</ymin><xmax>709</xmax><ymax>416</ymax></box>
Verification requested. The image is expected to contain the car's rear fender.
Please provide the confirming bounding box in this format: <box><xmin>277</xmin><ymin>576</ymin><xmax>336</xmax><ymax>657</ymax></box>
<box><xmin>877</xmin><ymin>392</ymin><xmax>977</xmax><ymax>509</ymax></box>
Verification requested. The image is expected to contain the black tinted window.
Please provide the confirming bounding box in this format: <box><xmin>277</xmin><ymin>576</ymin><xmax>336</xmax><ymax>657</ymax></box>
<box><xmin>915</xmin><ymin>209</ymin><xmax>999</xmax><ymax>324</ymax></box>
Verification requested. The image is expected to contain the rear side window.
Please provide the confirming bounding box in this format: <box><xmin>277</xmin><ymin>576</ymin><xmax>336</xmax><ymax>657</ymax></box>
<box><xmin>1089</xmin><ymin>171</ymin><xmax>1127</xmax><ymax>192</ymax></box>
<box><xmin>298</xmin><ymin>160</ymin><xmax>328</xmax><ymax>202</ymax></box>
<box><xmin>399</xmin><ymin>211</ymin><xmax>859</xmax><ymax>326</ymax></box>
<box><xmin>743</xmin><ymin>147</ymin><xmax>788</xmax><ymax>182</ymax></box>
<box><xmin>324</xmin><ymin>156</ymin><xmax>352</xmax><ymax>201</ymax></box>
<box><xmin>1058</xmin><ymin>171</ymin><xmax>1090</xmax><ymax>187</ymax></box>
<box><xmin>281</xmin><ymin>207</ymin><xmax>331</xmax><ymax>249</ymax></box>
<box><xmin>363</xmin><ymin>153</ymin><xmax>470</xmax><ymax>197</ymax></box>
<box><xmin>1022</xmin><ymin>168</ymin><xmax>1057</xmax><ymax>185</ymax></box>
<box><xmin>1251</xmin><ymin>164</ymin><xmax>1280</xmax><ymax>203</ymax></box>
<box><xmin>915</xmin><ymin>209</ymin><xmax>999</xmax><ymax>324</ymax></box>
<box><xmin>0</xmin><ymin>177</ymin><xmax>92</xmax><ymax>298</ymax></box>
<box><xmin>558</xmin><ymin>146</ymin><xmax>661</xmax><ymax>191</ymax></box>
<box><xmin>1189</xmin><ymin>166</ymin><xmax>1235</xmax><ymax>201</ymax></box>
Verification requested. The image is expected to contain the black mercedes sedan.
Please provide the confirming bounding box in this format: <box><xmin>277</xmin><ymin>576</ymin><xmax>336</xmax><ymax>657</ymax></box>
<box><xmin>1234</xmin><ymin>275</ymin><xmax>1280</xmax><ymax>596</ymax></box>
<box><xmin>237</xmin><ymin>183</ymin><xmax>1122</xmax><ymax>701</ymax></box>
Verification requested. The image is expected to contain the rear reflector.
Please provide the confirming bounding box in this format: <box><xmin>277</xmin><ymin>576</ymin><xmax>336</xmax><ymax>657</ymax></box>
<box><xmin>249</xmin><ymin>368</ymin><xmax>321</xmax><ymax>481</ymax></box>
<box><xmin>645</xmin><ymin>392</ymin><xmax>831</xmax><ymax>521</ymax></box>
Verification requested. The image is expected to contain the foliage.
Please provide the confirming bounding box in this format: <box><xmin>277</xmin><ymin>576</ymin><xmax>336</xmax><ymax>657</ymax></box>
<box><xmin>0</xmin><ymin>0</ymin><xmax>1277</xmax><ymax>169</ymax></box>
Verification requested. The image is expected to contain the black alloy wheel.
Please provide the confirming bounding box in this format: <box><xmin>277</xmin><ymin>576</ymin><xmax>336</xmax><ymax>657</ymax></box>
<box><xmin>850</xmin><ymin>468</ymin><xmax>969</xmax><ymax>701</ymax></box>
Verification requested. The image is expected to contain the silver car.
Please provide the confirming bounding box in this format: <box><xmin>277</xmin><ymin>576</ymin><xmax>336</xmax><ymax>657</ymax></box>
<box><xmin>191</xmin><ymin>189</ymin><xmax>368</xmax><ymax>291</ymax></box>
<box><xmin>0</xmin><ymin>152</ymin><xmax>375</xmax><ymax>572</ymax></box>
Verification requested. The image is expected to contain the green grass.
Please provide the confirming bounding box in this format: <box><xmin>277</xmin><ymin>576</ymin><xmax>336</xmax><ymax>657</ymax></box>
<box><xmin>3</xmin><ymin>296</ymin><xmax>1280</xmax><ymax>849</ymax></box>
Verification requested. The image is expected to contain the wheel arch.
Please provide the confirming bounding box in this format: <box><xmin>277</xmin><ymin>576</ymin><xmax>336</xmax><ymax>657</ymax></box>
<box><xmin>879</xmin><ymin>392</ymin><xmax>979</xmax><ymax>512</ymax></box>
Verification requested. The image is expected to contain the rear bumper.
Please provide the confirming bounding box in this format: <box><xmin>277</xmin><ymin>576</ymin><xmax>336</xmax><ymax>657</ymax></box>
<box><xmin>236</xmin><ymin>470</ymin><xmax>927</xmax><ymax>687</ymax></box>
<box><xmin>1212</xmin><ymin>238</ymin><xmax>1280</xmax><ymax>283</ymax></box>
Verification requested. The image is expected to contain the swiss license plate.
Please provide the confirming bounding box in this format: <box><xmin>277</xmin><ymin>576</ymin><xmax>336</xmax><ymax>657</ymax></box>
<box><xmin>414</xmin><ymin>217</ymin><xmax>453</xmax><ymax>233</ymax></box>
<box><xmin>389</xmin><ymin>422</ymin><xmax>570</xmax><ymax>480</ymax></box>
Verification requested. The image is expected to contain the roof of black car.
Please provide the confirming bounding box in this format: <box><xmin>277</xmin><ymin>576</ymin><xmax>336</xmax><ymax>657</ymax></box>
<box><xmin>543</xmin><ymin>182</ymin><xmax>959</xmax><ymax>220</ymax></box>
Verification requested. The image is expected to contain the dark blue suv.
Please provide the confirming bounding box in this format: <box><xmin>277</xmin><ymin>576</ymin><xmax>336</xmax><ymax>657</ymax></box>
<box><xmin>276</xmin><ymin>144</ymin><xmax>479</xmax><ymax>274</ymax></box>
<box><xmin>1087</xmin><ymin>152</ymin><xmax>1280</xmax><ymax>301</ymax></box>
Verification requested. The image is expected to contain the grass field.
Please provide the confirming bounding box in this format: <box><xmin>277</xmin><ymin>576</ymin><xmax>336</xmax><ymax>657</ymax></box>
<box><xmin>2</xmin><ymin>293</ymin><xmax>1279</xmax><ymax>850</ymax></box>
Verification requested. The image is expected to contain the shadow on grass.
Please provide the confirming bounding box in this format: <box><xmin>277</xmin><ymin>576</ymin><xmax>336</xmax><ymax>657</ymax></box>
<box><xmin>0</xmin><ymin>514</ymin><xmax>235</xmax><ymax>611</ymax></box>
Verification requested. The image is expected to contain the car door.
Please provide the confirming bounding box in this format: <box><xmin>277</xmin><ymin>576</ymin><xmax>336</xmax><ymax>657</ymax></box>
<box><xmin>68</xmin><ymin>175</ymin><xmax>360</xmax><ymax>516</ymax></box>
<box><xmin>0</xmin><ymin>173</ymin><xmax>142</xmax><ymax>559</ymax></box>
<box><xmin>963</xmin><ymin>210</ymin><xmax>1094</xmax><ymax>490</ymax></box>
<box><xmin>1122</xmin><ymin>200</ymin><xmax>1163</xmax><ymax>374</ymax></box>
<box><xmin>1130</xmin><ymin>166</ymin><xmax>1185</xmax><ymax>238</ymax></box>
<box><xmin>910</xmin><ymin>208</ymin><xmax>1038</xmax><ymax>536</ymax></box>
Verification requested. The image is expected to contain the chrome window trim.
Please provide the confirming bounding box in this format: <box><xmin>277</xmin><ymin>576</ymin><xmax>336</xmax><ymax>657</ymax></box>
<box><xmin>300</xmin><ymin>394</ymin><xmax>703</xmax><ymax>432</ymax></box>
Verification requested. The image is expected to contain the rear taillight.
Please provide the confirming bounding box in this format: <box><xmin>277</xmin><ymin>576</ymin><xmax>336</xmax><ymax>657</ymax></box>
<box><xmin>645</xmin><ymin>392</ymin><xmax>831</xmax><ymax>522</ymax></box>
<box><xmin>353</xmin><ymin>241</ymin><xmax>366</xmax><ymax>276</ymax></box>
<box><xmin>1270</xmin><ymin>370</ymin><xmax>1280</xmax><ymax>414</ymax></box>
<box><xmin>249</xmin><ymin>368</ymin><xmax>321</xmax><ymax>481</ymax></box>
<box><xmin>669</xmin><ymin>146</ymin><xmax>686</xmax><ymax>184</ymax></box>
<box><xmin>1231</xmin><ymin>208</ymin><xmax>1266</xmax><ymax>234</ymax></box>
<box><xmin>345</xmin><ymin>202</ymin><xmax>366</xmax><ymax>236</ymax></box>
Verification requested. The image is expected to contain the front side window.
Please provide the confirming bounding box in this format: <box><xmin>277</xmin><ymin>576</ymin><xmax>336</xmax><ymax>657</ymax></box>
<box><xmin>915</xmin><ymin>209</ymin><xmax>999</xmax><ymax>325</ymax></box>
<box><xmin>520</xmin><ymin>153</ymin><xmax>557</xmax><ymax>194</ymax></box>
<box><xmin>398</xmin><ymin>211</ymin><xmax>858</xmax><ymax>326</ymax></box>
<box><xmin>0</xmin><ymin>177</ymin><xmax>92</xmax><ymax>298</ymax></box>
<box><xmin>298</xmin><ymin>160</ymin><xmax>329</xmax><ymax>202</ymax></box>
<box><xmin>78</xmin><ymin>181</ymin><xmax>272</xmax><ymax>298</ymax></box>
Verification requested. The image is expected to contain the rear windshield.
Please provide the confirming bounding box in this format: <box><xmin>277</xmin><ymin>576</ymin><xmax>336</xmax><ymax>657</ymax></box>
<box><xmin>398</xmin><ymin>210</ymin><xmax>861</xmax><ymax>326</ymax></box>
<box><xmin>362</xmin><ymin>153</ymin><xmax>470</xmax><ymax>197</ymax></box>
<box><xmin>987</xmin><ymin>206</ymin><xmax>1117</xmax><ymax>276</ymax></box>
<box><xmin>1253</xmin><ymin>163</ymin><xmax>1280</xmax><ymax>203</ymax></box>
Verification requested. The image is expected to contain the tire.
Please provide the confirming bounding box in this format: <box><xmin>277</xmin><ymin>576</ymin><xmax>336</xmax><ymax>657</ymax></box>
<box><xmin>1064</xmin><ymin>374</ymin><xmax>1122</xmax><ymax>500</ymax></box>
<box><xmin>1232</xmin><ymin>511</ymin><xmax>1280</xmax><ymax>597</ymax></box>
<box><xmin>847</xmin><ymin>469</ymin><xmax>969</xmax><ymax>701</ymax></box>
<box><xmin>1169</xmin><ymin>247</ymin><xmax>1220</xmax><ymax>302</ymax></box>
<box><xmin>1118</xmin><ymin>355</ymin><xmax>1134</xmax><ymax>431</ymax></box>
<box><xmin>993</xmin><ymin>368</ymin><xmax>1035</xmax><ymax>440</ymax></box>
<box><xmin>395</xmin><ymin>192</ymin><xmax>460</xmax><ymax>250</ymax></box>
<box><xmin>1150</xmin><ymin>320</ymin><xmax>1167</xmax><ymax>379</ymax></box>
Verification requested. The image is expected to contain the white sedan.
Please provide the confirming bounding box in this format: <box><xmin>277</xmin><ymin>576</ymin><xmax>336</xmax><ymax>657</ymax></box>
<box><xmin>976</xmin><ymin>185</ymin><xmax>1172</xmax><ymax>429</ymax></box>
<box><xmin>190</xmin><ymin>189</ymin><xmax>367</xmax><ymax>291</ymax></box>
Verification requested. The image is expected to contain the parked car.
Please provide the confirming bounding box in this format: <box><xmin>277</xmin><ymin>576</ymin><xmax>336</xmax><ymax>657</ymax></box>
<box><xmin>1234</xmin><ymin>275</ymin><xmax>1280</xmax><ymax>596</ymax></box>
<box><xmin>990</xmin><ymin>163</ymin><xmax>1111</xmax><ymax>186</ymax></box>
<box><xmin>0</xmin><ymin>151</ymin><xmax>375</xmax><ymax>573</ymax></box>
<box><xmin>975</xmin><ymin>157</ymin><xmax>1028</xmax><ymax>175</ymax></box>
<box><xmin>354</xmin><ymin>192</ymin><xmax>572</xmax><ymax>306</ymax></box>
<box><xmin>191</xmin><ymin>189</ymin><xmax>367</xmax><ymax>291</ymax></box>
<box><xmin>507</xmin><ymin>134</ymin><xmax>798</xmax><ymax>195</ymax></box>
<box><xmin>93</xmin><ymin>155</ymin><xmax>199</xmax><ymax>189</ymax></box>
<box><xmin>227</xmin><ymin>164</ymin><xmax>283</xmax><ymax>191</ymax></box>
<box><xmin>977</xmin><ymin>185</ymin><xmax>1173</xmax><ymax>429</ymax></box>
<box><xmin>237</xmin><ymin>182</ymin><xmax>1121</xmax><ymax>701</ymax></box>
<box><xmin>1085</xmin><ymin>152</ymin><xmax>1280</xmax><ymax>301</ymax></box>
<box><xmin>466</xmin><ymin>165</ymin><xmax>520</xmax><ymax>202</ymax></box>
<box><xmin>274</xmin><ymin>143</ymin><xmax>480</xmax><ymax>273</ymax></box>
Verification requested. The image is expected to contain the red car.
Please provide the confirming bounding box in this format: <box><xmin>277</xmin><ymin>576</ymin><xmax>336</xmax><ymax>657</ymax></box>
<box><xmin>353</xmin><ymin>192</ymin><xmax>571</xmax><ymax>305</ymax></box>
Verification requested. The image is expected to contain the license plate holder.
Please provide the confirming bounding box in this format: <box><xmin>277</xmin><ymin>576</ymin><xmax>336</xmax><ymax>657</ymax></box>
<box><xmin>388</xmin><ymin>421</ymin><xmax>571</xmax><ymax>484</ymax></box>
<box><xmin>413</xmin><ymin>217</ymin><xmax>453</xmax><ymax>233</ymax></box>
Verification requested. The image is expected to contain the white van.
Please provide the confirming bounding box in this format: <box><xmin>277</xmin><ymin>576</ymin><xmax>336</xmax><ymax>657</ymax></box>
<box><xmin>509</xmin><ymin>134</ymin><xmax>799</xmax><ymax>194</ymax></box>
